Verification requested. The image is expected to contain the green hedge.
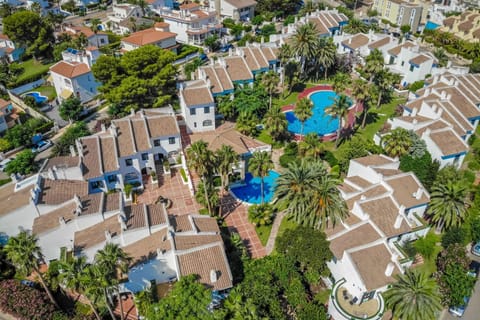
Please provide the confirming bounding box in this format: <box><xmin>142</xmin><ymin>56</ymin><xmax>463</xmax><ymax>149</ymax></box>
<box><xmin>176</xmin><ymin>45</ymin><xmax>202</xmax><ymax>60</ymax></box>
<box><xmin>36</xmin><ymin>121</ymin><xmax>54</xmax><ymax>134</ymax></box>
<box><xmin>7</xmin><ymin>73</ymin><xmax>44</xmax><ymax>89</ymax></box>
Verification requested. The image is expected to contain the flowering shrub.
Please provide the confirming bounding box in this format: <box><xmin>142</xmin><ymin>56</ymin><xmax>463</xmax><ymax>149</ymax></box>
<box><xmin>0</xmin><ymin>280</ymin><xmax>57</xmax><ymax>319</ymax></box>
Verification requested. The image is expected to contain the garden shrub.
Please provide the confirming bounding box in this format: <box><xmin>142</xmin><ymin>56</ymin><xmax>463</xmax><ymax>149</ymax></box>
<box><xmin>279</xmin><ymin>153</ymin><xmax>297</xmax><ymax>168</ymax></box>
<box><xmin>248</xmin><ymin>203</ymin><xmax>274</xmax><ymax>226</ymax></box>
<box><xmin>179</xmin><ymin>168</ymin><xmax>188</xmax><ymax>182</ymax></box>
<box><xmin>0</xmin><ymin>279</ymin><xmax>57</xmax><ymax>319</ymax></box>
<box><xmin>441</xmin><ymin>226</ymin><xmax>467</xmax><ymax>248</ymax></box>
<box><xmin>323</xmin><ymin>150</ymin><xmax>338</xmax><ymax>167</ymax></box>
<box><xmin>414</xmin><ymin>232</ymin><xmax>438</xmax><ymax>259</ymax></box>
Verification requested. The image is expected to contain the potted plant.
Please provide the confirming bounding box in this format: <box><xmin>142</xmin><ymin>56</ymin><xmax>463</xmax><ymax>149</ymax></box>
<box><xmin>163</xmin><ymin>160</ymin><xmax>171</xmax><ymax>175</ymax></box>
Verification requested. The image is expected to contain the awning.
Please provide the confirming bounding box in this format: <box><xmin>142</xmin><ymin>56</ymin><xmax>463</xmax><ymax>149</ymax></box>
<box><xmin>46</xmin><ymin>75</ymin><xmax>53</xmax><ymax>84</ymax></box>
<box><xmin>60</xmin><ymin>89</ymin><xmax>73</xmax><ymax>100</ymax></box>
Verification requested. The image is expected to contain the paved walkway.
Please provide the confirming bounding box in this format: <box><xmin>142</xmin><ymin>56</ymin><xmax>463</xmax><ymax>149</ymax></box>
<box><xmin>265</xmin><ymin>211</ymin><xmax>287</xmax><ymax>255</ymax></box>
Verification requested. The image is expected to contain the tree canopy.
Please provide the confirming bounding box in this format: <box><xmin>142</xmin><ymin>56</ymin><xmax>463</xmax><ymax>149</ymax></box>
<box><xmin>51</xmin><ymin>122</ymin><xmax>90</xmax><ymax>156</ymax></box>
<box><xmin>59</xmin><ymin>97</ymin><xmax>84</xmax><ymax>121</ymax></box>
<box><xmin>92</xmin><ymin>45</ymin><xmax>177</xmax><ymax>115</ymax></box>
<box><xmin>5</xmin><ymin>150</ymin><xmax>37</xmax><ymax>175</ymax></box>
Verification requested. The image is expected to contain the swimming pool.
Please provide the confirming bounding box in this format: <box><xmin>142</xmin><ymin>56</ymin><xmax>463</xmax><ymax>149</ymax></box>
<box><xmin>25</xmin><ymin>92</ymin><xmax>47</xmax><ymax>104</ymax></box>
<box><xmin>285</xmin><ymin>90</ymin><xmax>341</xmax><ymax>136</ymax></box>
<box><xmin>425</xmin><ymin>21</ymin><xmax>440</xmax><ymax>31</ymax></box>
<box><xmin>231</xmin><ymin>171</ymin><xmax>279</xmax><ymax>204</ymax></box>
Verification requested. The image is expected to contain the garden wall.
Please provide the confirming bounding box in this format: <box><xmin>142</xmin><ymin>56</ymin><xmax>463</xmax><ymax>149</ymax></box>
<box><xmin>8</xmin><ymin>91</ymin><xmax>50</xmax><ymax>122</ymax></box>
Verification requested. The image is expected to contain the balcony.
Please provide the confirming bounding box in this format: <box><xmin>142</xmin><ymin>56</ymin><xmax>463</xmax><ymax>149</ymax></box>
<box><xmin>329</xmin><ymin>279</ymin><xmax>385</xmax><ymax>320</ymax></box>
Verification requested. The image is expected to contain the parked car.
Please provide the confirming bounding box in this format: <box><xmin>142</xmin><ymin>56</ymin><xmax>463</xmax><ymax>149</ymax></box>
<box><xmin>32</xmin><ymin>140</ymin><xmax>53</xmax><ymax>153</ymax></box>
<box><xmin>219</xmin><ymin>44</ymin><xmax>233</xmax><ymax>53</ymax></box>
<box><xmin>20</xmin><ymin>280</ymin><xmax>35</xmax><ymax>287</ymax></box>
<box><xmin>472</xmin><ymin>241</ymin><xmax>480</xmax><ymax>256</ymax></box>
<box><xmin>449</xmin><ymin>296</ymin><xmax>470</xmax><ymax>317</ymax></box>
<box><xmin>0</xmin><ymin>158</ymin><xmax>14</xmax><ymax>172</ymax></box>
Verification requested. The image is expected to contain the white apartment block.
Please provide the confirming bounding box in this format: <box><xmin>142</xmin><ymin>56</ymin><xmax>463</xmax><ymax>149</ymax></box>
<box><xmin>120</xmin><ymin>23</ymin><xmax>177</xmax><ymax>52</ymax></box>
<box><xmin>179</xmin><ymin>80</ymin><xmax>216</xmax><ymax>133</ymax></box>
<box><xmin>208</xmin><ymin>0</ymin><xmax>256</xmax><ymax>22</ymax></box>
<box><xmin>327</xmin><ymin>154</ymin><xmax>430</xmax><ymax>320</ymax></box>
<box><xmin>0</xmin><ymin>34</ymin><xmax>23</xmax><ymax>62</ymax></box>
<box><xmin>63</xmin><ymin>25</ymin><xmax>109</xmax><ymax>48</ymax></box>
<box><xmin>107</xmin><ymin>3</ymin><xmax>143</xmax><ymax>35</ymax></box>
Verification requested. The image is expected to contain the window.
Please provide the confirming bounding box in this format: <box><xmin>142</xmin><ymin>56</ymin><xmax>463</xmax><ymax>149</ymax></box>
<box><xmin>100</xmin><ymin>38</ymin><xmax>105</xmax><ymax>44</ymax></box>
<box><xmin>168</xmin><ymin>137</ymin><xmax>176</xmax><ymax>144</ymax></box>
<box><xmin>204</xmin><ymin>106</ymin><xmax>210</xmax><ymax>114</ymax></box>
<box><xmin>90</xmin><ymin>180</ymin><xmax>104</xmax><ymax>189</ymax></box>
<box><xmin>203</xmin><ymin>120</ymin><xmax>213</xmax><ymax>127</ymax></box>
<box><xmin>190</xmin><ymin>108</ymin><xmax>196</xmax><ymax>115</ymax></box>
<box><xmin>194</xmin><ymin>122</ymin><xmax>197</xmax><ymax>128</ymax></box>
<box><xmin>125</xmin><ymin>159</ymin><xmax>133</xmax><ymax>166</ymax></box>
<box><xmin>141</xmin><ymin>153</ymin><xmax>148</xmax><ymax>160</ymax></box>
<box><xmin>154</xmin><ymin>139</ymin><xmax>161</xmax><ymax>147</ymax></box>
<box><xmin>64</xmin><ymin>78</ymin><xmax>71</xmax><ymax>86</ymax></box>
<box><xmin>107</xmin><ymin>175</ymin><xmax>117</xmax><ymax>183</ymax></box>
<box><xmin>401</xmin><ymin>61</ymin><xmax>405</xmax><ymax>66</ymax></box>
<box><xmin>410</xmin><ymin>65</ymin><xmax>415</xmax><ymax>72</ymax></box>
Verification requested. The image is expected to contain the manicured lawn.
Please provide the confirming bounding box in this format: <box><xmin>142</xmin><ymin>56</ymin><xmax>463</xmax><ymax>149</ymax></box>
<box><xmin>415</xmin><ymin>244</ymin><xmax>442</xmax><ymax>276</ymax></box>
<box><xmin>27</xmin><ymin>85</ymin><xmax>57</xmax><ymax>101</ymax></box>
<box><xmin>315</xmin><ymin>288</ymin><xmax>331</xmax><ymax>304</ymax></box>
<box><xmin>16</xmin><ymin>59</ymin><xmax>54</xmax><ymax>84</ymax></box>
<box><xmin>274</xmin><ymin>83</ymin><xmax>316</xmax><ymax>107</ymax></box>
<box><xmin>255</xmin><ymin>224</ymin><xmax>272</xmax><ymax>246</ymax></box>
<box><xmin>270</xmin><ymin>215</ymin><xmax>298</xmax><ymax>253</ymax></box>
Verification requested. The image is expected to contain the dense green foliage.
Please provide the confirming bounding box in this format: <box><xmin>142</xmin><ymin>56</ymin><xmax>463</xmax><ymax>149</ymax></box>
<box><xmin>441</xmin><ymin>227</ymin><xmax>467</xmax><ymax>248</ymax></box>
<box><xmin>5</xmin><ymin>150</ymin><xmax>37</xmax><ymax>175</ymax></box>
<box><xmin>248</xmin><ymin>203</ymin><xmax>275</xmax><ymax>226</ymax></box>
<box><xmin>51</xmin><ymin>122</ymin><xmax>90</xmax><ymax>156</ymax></box>
<box><xmin>400</xmin><ymin>152</ymin><xmax>439</xmax><ymax>191</ymax></box>
<box><xmin>59</xmin><ymin>97</ymin><xmax>83</xmax><ymax>121</ymax></box>
<box><xmin>5</xmin><ymin>118</ymin><xmax>49</xmax><ymax>148</ymax></box>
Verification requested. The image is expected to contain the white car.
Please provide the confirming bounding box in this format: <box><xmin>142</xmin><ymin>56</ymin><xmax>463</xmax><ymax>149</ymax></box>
<box><xmin>0</xmin><ymin>158</ymin><xmax>14</xmax><ymax>172</ymax></box>
<box><xmin>32</xmin><ymin>140</ymin><xmax>53</xmax><ymax>153</ymax></box>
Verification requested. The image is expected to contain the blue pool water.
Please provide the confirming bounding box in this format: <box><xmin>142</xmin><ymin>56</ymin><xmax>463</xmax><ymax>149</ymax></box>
<box><xmin>0</xmin><ymin>233</ymin><xmax>8</xmax><ymax>246</ymax></box>
<box><xmin>285</xmin><ymin>91</ymin><xmax>341</xmax><ymax>136</ymax></box>
<box><xmin>25</xmin><ymin>92</ymin><xmax>47</xmax><ymax>104</ymax></box>
<box><xmin>425</xmin><ymin>21</ymin><xmax>440</xmax><ymax>30</ymax></box>
<box><xmin>231</xmin><ymin>171</ymin><xmax>279</xmax><ymax>204</ymax></box>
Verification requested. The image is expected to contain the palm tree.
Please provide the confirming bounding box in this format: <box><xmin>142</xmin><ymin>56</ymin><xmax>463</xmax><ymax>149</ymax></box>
<box><xmin>316</xmin><ymin>37</ymin><xmax>337</xmax><ymax>79</ymax></box>
<box><xmin>326</xmin><ymin>93</ymin><xmax>351</xmax><ymax>148</ymax></box>
<box><xmin>95</xmin><ymin>243</ymin><xmax>132</xmax><ymax>320</ymax></box>
<box><xmin>332</xmin><ymin>72</ymin><xmax>351</xmax><ymax>94</ymax></box>
<box><xmin>433</xmin><ymin>48</ymin><xmax>448</xmax><ymax>67</ymax></box>
<box><xmin>428</xmin><ymin>181</ymin><xmax>470</xmax><ymax>231</ymax></box>
<box><xmin>381</xmin><ymin>128</ymin><xmax>412</xmax><ymax>158</ymax></box>
<box><xmin>187</xmin><ymin>140</ymin><xmax>215</xmax><ymax>214</ymax></box>
<box><xmin>248</xmin><ymin>151</ymin><xmax>274</xmax><ymax>204</ymax></box>
<box><xmin>264</xmin><ymin>105</ymin><xmax>288</xmax><ymax>141</ymax></box>
<box><xmin>90</xmin><ymin>18</ymin><xmax>101</xmax><ymax>48</ymax></box>
<box><xmin>298</xmin><ymin>133</ymin><xmax>324</xmax><ymax>159</ymax></box>
<box><xmin>4</xmin><ymin>231</ymin><xmax>59</xmax><ymax>308</ymax></box>
<box><xmin>59</xmin><ymin>257</ymin><xmax>101</xmax><ymax>320</ymax></box>
<box><xmin>344</xmin><ymin>18</ymin><xmax>369</xmax><ymax>34</ymax></box>
<box><xmin>283</xmin><ymin>60</ymin><xmax>299</xmax><ymax>96</ymax></box>
<box><xmin>215</xmin><ymin>145</ymin><xmax>238</xmax><ymax>217</ymax></box>
<box><xmin>352</xmin><ymin>79</ymin><xmax>372</xmax><ymax>128</ymax></box>
<box><xmin>261</xmin><ymin>71</ymin><xmax>279</xmax><ymax>110</ymax></box>
<box><xmin>384</xmin><ymin>269</ymin><xmax>442</xmax><ymax>320</ymax></box>
<box><xmin>81</xmin><ymin>263</ymin><xmax>114</xmax><ymax>319</ymax></box>
<box><xmin>364</xmin><ymin>49</ymin><xmax>384</xmax><ymax>82</ymax></box>
<box><xmin>374</xmin><ymin>69</ymin><xmax>401</xmax><ymax>107</ymax></box>
<box><xmin>294</xmin><ymin>97</ymin><xmax>313</xmax><ymax>137</ymax></box>
<box><xmin>291</xmin><ymin>22</ymin><xmax>319</xmax><ymax>74</ymax></box>
<box><xmin>278</xmin><ymin>43</ymin><xmax>292</xmax><ymax>89</ymax></box>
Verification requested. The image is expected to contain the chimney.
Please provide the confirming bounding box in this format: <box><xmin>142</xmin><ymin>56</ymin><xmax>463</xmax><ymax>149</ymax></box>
<box><xmin>47</xmin><ymin>168</ymin><xmax>56</xmax><ymax>180</ymax></box>
<box><xmin>385</xmin><ymin>262</ymin><xmax>395</xmax><ymax>276</ymax></box>
<box><xmin>432</xmin><ymin>103</ymin><xmax>437</xmax><ymax>112</ymax></box>
<box><xmin>411</xmin><ymin>108</ymin><xmax>418</xmax><ymax>117</ymax></box>
<box><xmin>424</xmin><ymin>88</ymin><xmax>431</xmax><ymax>96</ymax></box>
<box><xmin>59</xmin><ymin>216</ymin><xmax>66</xmax><ymax>226</ymax></box>
<box><xmin>412</xmin><ymin>119</ymin><xmax>418</xmax><ymax>125</ymax></box>
<box><xmin>74</xmin><ymin>194</ymin><xmax>82</xmax><ymax>209</ymax></box>
<box><xmin>101</xmin><ymin>122</ymin><xmax>106</xmax><ymax>132</ymax></box>
<box><xmin>415</xmin><ymin>187</ymin><xmax>423</xmax><ymax>200</ymax></box>
<box><xmin>360</xmin><ymin>195</ymin><xmax>366</xmax><ymax>201</ymax></box>
<box><xmin>70</xmin><ymin>145</ymin><xmax>76</xmax><ymax>157</ymax></box>
<box><xmin>446</xmin><ymin>93</ymin><xmax>452</xmax><ymax>100</ymax></box>
<box><xmin>394</xmin><ymin>214</ymin><xmax>403</xmax><ymax>229</ymax></box>
<box><xmin>105</xmin><ymin>230</ymin><xmax>112</xmax><ymax>241</ymax></box>
<box><xmin>348</xmin><ymin>37</ymin><xmax>352</xmax><ymax>44</ymax></box>
<box><xmin>437</xmin><ymin>108</ymin><xmax>443</xmax><ymax>117</ymax></box>
<box><xmin>210</xmin><ymin>269</ymin><xmax>218</xmax><ymax>283</ymax></box>
<box><xmin>119</xmin><ymin>209</ymin><xmax>126</xmax><ymax>221</ymax></box>
<box><xmin>118</xmin><ymin>214</ymin><xmax>127</xmax><ymax>230</ymax></box>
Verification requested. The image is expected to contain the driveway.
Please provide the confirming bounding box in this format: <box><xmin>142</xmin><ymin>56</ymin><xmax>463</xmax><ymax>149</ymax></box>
<box><xmin>43</xmin><ymin>102</ymin><xmax>68</xmax><ymax>128</ymax></box>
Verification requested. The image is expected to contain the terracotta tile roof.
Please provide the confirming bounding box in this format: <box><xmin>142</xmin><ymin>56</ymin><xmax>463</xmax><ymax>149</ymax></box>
<box><xmin>329</xmin><ymin>223</ymin><xmax>382</xmax><ymax>258</ymax></box>
<box><xmin>324</xmin><ymin>223</ymin><xmax>346</xmax><ymax>238</ymax></box>
<box><xmin>65</xmin><ymin>25</ymin><xmax>106</xmax><ymax>38</ymax></box>
<box><xmin>396</xmin><ymin>115</ymin><xmax>431</xmax><ymax>124</ymax></box>
<box><xmin>385</xmin><ymin>174</ymin><xmax>429</xmax><ymax>209</ymax></box>
<box><xmin>121</xmin><ymin>28</ymin><xmax>176</xmax><ymax>46</ymax></box>
<box><xmin>0</xmin><ymin>99</ymin><xmax>11</xmax><ymax>109</ymax></box>
<box><xmin>473</xmin><ymin>28</ymin><xmax>480</xmax><ymax>39</ymax></box>
<box><xmin>131</xmin><ymin>119</ymin><xmax>150</xmax><ymax>152</ymax></box>
<box><xmin>174</xmin><ymin>234</ymin><xmax>222</xmax><ymax>250</ymax></box>
<box><xmin>50</xmin><ymin>61</ymin><xmax>91</xmax><ymax>79</ymax></box>
<box><xmin>224</xmin><ymin>0</ymin><xmax>256</xmax><ymax>8</ymax></box>
<box><xmin>32</xmin><ymin>202</ymin><xmax>76</xmax><ymax>235</ymax></box>
<box><xmin>74</xmin><ymin>215</ymin><xmax>121</xmax><ymax>251</ymax></box>
<box><xmin>182</xmin><ymin>85</ymin><xmax>214</xmax><ymax>107</ymax></box>
<box><xmin>0</xmin><ymin>34</ymin><xmax>10</xmax><ymax>40</ymax></box>
<box><xmin>443</xmin><ymin>87</ymin><xmax>480</xmax><ymax>119</ymax></box>
<box><xmin>43</xmin><ymin>156</ymin><xmax>79</xmax><ymax>171</ymax></box>
<box><xmin>201</xmin><ymin>66</ymin><xmax>222</xmax><ymax>94</ymax></box>
<box><xmin>214</xmin><ymin>66</ymin><xmax>234</xmax><ymax>91</ymax></box>
<box><xmin>242</xmin><ymin>47</ymin><xmax>260</xmax><ymax>71</ymax></box>
<box><xmin>443</xmin><ymin>17</ymin><xmax>456</xmax><ymax>27</ymax></box>
<box><xmin>341</xmin><ymin>34</ymin><xmax>369</xmax><ymax>50</ymax></box>
<box><xmin>352</xmin><ymin>154</ymin><xmax>396</xmax><ymax>167</ymax></box>
<box><xmin>224</xmin><ymin>56</ymin><xmax>253</xmax><ymax>82</ymax></box>
<box><xmin>372</xmin><ymin>168</ymin><xmax>403</xmax><ymax>177</ymax></box>
<box><xmin>458</xmin><ymin>21</ymin><xmax>473</xmax><ymax>32</ymax></box>
<box><xmin>261</xmin><ymin>47</ymin><xmax>277</xmax><ymax>61</ymax></box>
<box><xmin>177</xmin><ymin>244</ymin><xmax>233</xmax><ymax>290</ymax></box>
<box><xmin>338</xmin><ymin>183</ymin><xmax>359</xmax><ymax>194</ymax></box>
<box><xmin>146</xmin><ymin>115</ymin><xmax>179</xmax><ymax>138</ymax></box>
<box><xmin>409</xmin><ymin>54</ymin><xmax>431</xmax><ymax>66</ymax></box>
<box><xmin>190</xmin><ymin>122</ymin><xmax>267</xmax><ymax>154</ymax></box>
<box><xmin>415</xmin><ymin>120</ymin><xmax>449</xmax><ymax>136</ymax></box>
<box><xmin>359</xmin><ymin>197</ymin><xmax>411</xmax><ymax>237</ymax></box>
<box><xmin>146</xmin><ymin>204</ymin><xmax>167</xmax><ymax>226</ymax></box>
<box><xmin>345</xmin><ymin>176</ymin><xmax>372</xmax><ymax>189</ymax></box>
<box><xmin>38</xmin><ymin>179</ymin><xmax>88</xmax><ymax>205</ymax></box>
<box><xmin>170</xmin><ymin>215</ymin><xmax>194</xmax><ymax>232</ymax></box>
<box><xmin>99</xmin><ymin>136</ymin><xmax>119</xmax><ymax>173</ymax></box>
<box><xmin>123</xmin><ymin>228</ymin><xmax>171</xmax><ymax>263</ymax></box>
<box><xmin>387</xmin><ymin>41</ymin><xmax>415</xmax><ymax>56</ymax></box>
<box><xmin>428</xmin><ymin>129</ymin><xmax>468</xmax><ymax>156</ymax></box>
<box><xmin>125</xmin><ymin>205</ymin><xmax>147</xmax><ymax>230</ymax></box>
<box><xmin>349</xmin><ymin>243</ymin><xmax>400</xmax><ymax>290</ymax></box>
<box><xmin>80</xmin><ymin>193</ymin><xmax>103</xmax><ymax>215</ymax></box>
<box><xmin>0</xmin><ymin>183</ymin><xmax>33</xmax><ymax>217</ymax></box>
<box><xmin>154</xmin><ymin>22</ymin><xmax>170</xmax><ymax>28</ymax></box>
<box><xmin>179</xmin><ymin>2</ymin><xmax>200</xmax><ymax>9</ymax></box>
<box><xmin>81</xmin><ymin>136</ymin><xmax>102</xmax><ymax>179</ymax></box>
<box><xmin>368</xmin><ymin>37</ymin><xmax>391</xmax><ymax>49</ymax></box>
<box><xmin>104</xmin><ymin>192</ymin><xmax>121</xmax><ymax>212</ymax></box>
<box><xmin>115</xmin><ymin>119</ymin><xmax>136</xmax><ymax>157</ymax></box>
<box><xmin>308</xmin><ymin>17</ymin><xmax>329</xmax><ymax>35</ymax></box>
<box><xmin>251</xmin><ymin>47</ymin><xmax>269</xmax><ymax>69</ymax></box>
<box><xmin>85</xmin><ymin>46</ymin><xmax>98</xmax><ymax>51</ymax></box>
<box><xmin>191</xmin><ymin>216</ymin><xmax>220</xmax><ymax>233</ymax></box>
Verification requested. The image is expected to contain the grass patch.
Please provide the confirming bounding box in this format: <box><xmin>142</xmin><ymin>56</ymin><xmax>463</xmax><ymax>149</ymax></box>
<box><xmin>27</xmin><ymin>85</ymin><xmax>57</xmax><ymax>101</ymax></box>
<box><xmin>0</xmin><ymin>178</ymin><xmax>11</xmax><ymax>187</ymax></box>
<box><xmin>16</xmin><ymin>59</ymin><xmax>54</xmax><ymax>84</ymax></box>
<box><xmin>415</xmin><ymin>244</ymin><xmax>442</xmax><ymax>276</ymax></box>
<box><xmin>255</xmin><ymin>224</ymin><xmax>273</xmax><ymax>246</ymax></box>
<box><xmin>315</xmin><ymin>288</ymin><xmax>331</xmax><ymax>305</ymax></box>
<box><xmin>180</xmin><ymin>168</ymin><xmax>188</xmax><ymax>183</ymax></box>
<box><xmin>256</xmin><ymin>130</ymin><xmax>283</xmax><ymax>149</ymax></box>
<box><xmin>274</xmin><ymin>83</ymin><xmax>316</xmax><ymax>107</ymax></box>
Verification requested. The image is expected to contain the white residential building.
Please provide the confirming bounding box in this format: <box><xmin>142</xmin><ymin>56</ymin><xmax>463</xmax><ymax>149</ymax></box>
<box><xmin>107</xmin><ymin>3</ymin><xmax>144</xmax><ymax>35</ymax></box>
<box><xmin>179</xmin><ymin>80</ymin><xmax>215</xmax><ymax>133</ymax></box>
<box><xmin>0</xmin><ymin>34</ymin><xmax>24</xmax><ymax>62</ymax></box>
<box><xmin>63</xmin><ymin>25</ymin><xmax>109</xmax><ymax>48</ymax></box>
<box><xmin>120</xmin><ymin>23</ymin><xmax>177</xmax><ymax>52</ymax></box>
<box><xmin>327</xmin><ymin>154</ymin><xmax>431</xmax><ymax>320</ymax></box>
<box><xmin>152</xmin><ymin>3</ymin><xmax>222</xmax><ymax>45</ymax></box>
<box><xmin>386</xmin><ymin>73</ymin><xmax>480</xmax><ymax>168</ymax></box>
<box><xmin>208</xmin><ymin>0</ymin><xmax>256</xmax><ymax>22</ymax></box>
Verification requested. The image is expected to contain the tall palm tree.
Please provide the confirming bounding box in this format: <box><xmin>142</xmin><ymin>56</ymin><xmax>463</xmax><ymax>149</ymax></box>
<box><xmin>95</xmin><ymin>243</ymin><xmax>132</xmax><ymax>320</ymax></box>
<box><xmin>59</xmin><ymin>257</ymin><xmax>101</xmax><ymax>320</ymax></box>
<box><xmin>374</xmin><ymin>69</ymin><xmax>401</xmax><ymax>107</ymax></box>
<box><xmin>283</xmin><ymin>60</ymin><xmax>299</xmax><ymax>96</ymax></box>
<box><xmin>291</xmin><ymin>22</ymin><xmax>319</xmax><ymax>74</ymax></box>
<box><xmin>215</xmin><ymin>145</ymin><xmax>238</xmax><ymax>217</ymax></box>
<box><xmin>316</xmin><ymin>37</ymin><xmax>337</xmax><ymax>79</ymax></box>
<box><xmin>294</xmin><ymin>97</ymin><xmax>313</xmax><ymax>138</ymax></box>
<box><xmin>352</xmin><ymin>79</ymin><xmax>372</xmax><ymax>128</ymax></box>
<box><xmin>331</xmin><ymin>72</ymin><xmax>351</xmax><ymax>94</ymax></box>
<box><xmin>344</xmin><ymin>18</ymin><xmax>369</xmax><ymax>34</ymax></box>
<box><xmin>261</xmin><ymin>71</ymin><xmax>279</xmax><ymax>110</ymax></box>
<box><xmin>264</xmin><ymin>105</ymin><xmax>288</xmax><ymax>141</ymax></box>
<box><xmin>384</xmin><ymin>269</ymin><xmax>442</xmax><ymax>320</ymax></box>
<box><xmin>82</xmin><ymin>263</ymin><xmax>114</xmax><ymax>319</ymax></box>
<box><xmin>278</xmin><ymin>43</ymin><xmax>292</xmax><ymax>88</ymax></box>
<box><xmin>298</xmin><ymin>133</ymin><xmax>324</xmax><ymax>159</ymax></box>
<box><xmin>187</xmin><ymin>140</ymin><xmax>215</xmax><ymax>214</ymax></box>
<box><xmin>248</xmin><ymin>151</ymin><xmax>274</xmax><ymax>204</ymax></box>
<box><xmin>433</xmin><ymin>48</ymin><xmax>448</xmax><ymax>67</ymax></box>
<box><xmin>364</xmin><ymin>49</ymin><xmax>384</xmax><ymax>82</ymax></box>
<box><xmin>326</xmin><ymin>93</ymin><xmax>351</xmax><ymax>148</ymax></box>
<box><xmin>381</xmin><ymin>128</ymin><xmax>412</xmax><ymax>158</ymax></box>
<box><xmin>4</xmin><ymin>231</ymin><xmax>59</xmax><ymax>308</ymax></box>
<box><xmin>428</xmin><ymin>181</ymin><xmax>470</xmax><ymax>231</ymax></box>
